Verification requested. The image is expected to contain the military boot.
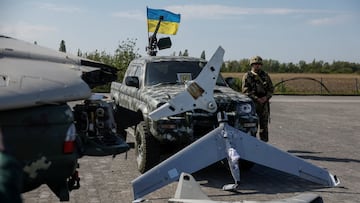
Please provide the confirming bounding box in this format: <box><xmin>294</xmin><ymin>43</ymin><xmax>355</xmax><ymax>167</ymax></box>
<box><xmin>259</xmin><ymin>129</ymin><xmax>269</xmax><ymax>142</ymax></box>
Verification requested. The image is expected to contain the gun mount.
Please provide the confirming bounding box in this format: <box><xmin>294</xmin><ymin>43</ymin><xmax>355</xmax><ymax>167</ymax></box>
<box><xmin>146</xmin><ymin>15</ymin><xmax>172</xmax><ymax>56</ymax></box>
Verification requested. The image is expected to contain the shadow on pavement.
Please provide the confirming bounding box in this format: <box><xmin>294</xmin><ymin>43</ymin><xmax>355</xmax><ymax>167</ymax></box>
<box><xmin>288</xmin><ymin>150</ymin><xmax>360</xmax><ymax>163</ymax></box>
<box><xmin>192</xmin><ymin>163</ymin><xmax>326</xmax><ymax>196</ymax></box>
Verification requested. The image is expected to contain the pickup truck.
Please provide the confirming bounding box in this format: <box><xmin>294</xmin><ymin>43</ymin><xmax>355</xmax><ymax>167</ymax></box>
<box><xmin>111</xmin><ymin>55</ymin><xmax>258</xmax><ymax>173</ymax></box>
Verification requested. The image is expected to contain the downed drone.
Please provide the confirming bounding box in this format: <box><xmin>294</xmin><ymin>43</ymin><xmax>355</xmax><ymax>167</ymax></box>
<box><xmin>131</xmin><ymin>46</ymin><xmax>339</xmax><ymax>202</ymax></box>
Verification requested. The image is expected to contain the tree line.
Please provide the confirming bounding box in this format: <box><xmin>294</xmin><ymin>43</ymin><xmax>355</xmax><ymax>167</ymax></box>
<box><xmin>222</xmin><ymin>59</ymin><xmax>360</xmax><ymax>74</ymax></box>
<box><xmin>57</xmin><ymin>39</ymin><xmax>360</xmax><ymax>82</ymax></box>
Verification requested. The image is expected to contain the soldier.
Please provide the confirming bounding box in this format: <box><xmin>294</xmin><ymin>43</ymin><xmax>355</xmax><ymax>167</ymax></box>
<box><xmin>0</xmin><ymin>128</ymin><xmax>23</xmax><ymax>203</ymax></box>
<box><xmin>242</xmin><ymin>56</ymin><xmax>274</xmax><ymax>142</ymax></box>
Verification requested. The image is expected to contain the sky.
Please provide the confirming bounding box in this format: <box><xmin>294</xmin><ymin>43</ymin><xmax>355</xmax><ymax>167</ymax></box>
<box><xmin>1</xmin><ymin>0</ymin><xmax>360</xmax><ymax>63</ymax></box>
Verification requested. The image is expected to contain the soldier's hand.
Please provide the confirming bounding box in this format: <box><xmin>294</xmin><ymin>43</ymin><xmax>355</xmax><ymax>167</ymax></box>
<box><xmin>257</xmin><ymin>96</ymin><xmax>267</xmax><ymax>104</ymax></box>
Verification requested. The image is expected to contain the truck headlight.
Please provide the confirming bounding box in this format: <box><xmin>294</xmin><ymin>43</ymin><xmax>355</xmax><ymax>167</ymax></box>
<box><xmin>237</xmin><ymin>103</ymin><xmax>252</xmax><ymax>114</ymax></box>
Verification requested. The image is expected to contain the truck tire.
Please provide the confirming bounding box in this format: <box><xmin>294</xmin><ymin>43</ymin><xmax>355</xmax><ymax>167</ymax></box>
<box><xmin>135</xmin><ymin>121</ymin><xmax>160</xmax><ymax>173</ymax></box>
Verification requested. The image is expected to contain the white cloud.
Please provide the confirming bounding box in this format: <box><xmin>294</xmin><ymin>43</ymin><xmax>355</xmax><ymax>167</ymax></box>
<box><xmin>109</xmin><ymin>5</ymin><xmax>340</xmax><ymax>22</ymax></box>
<box><xmin>111</xmin><ymin>10</ymin><xmax>144</xmax><ymax>21</ymax></box>
<box><xmin>164</xmin><ymin>5</ymin><xmax>328</xmax><ymax>19</ymax></box>
<box><xmin>38</xmin><ymin>3</ymin><xmax>82</xmax><ymax>13</ymax></box>
<box><xmin>0</xmin><ymin>22</ymin><xmax>57</xmax><ymax>40</ymax></box>
<box><xmin>308</xmin><ymin>15</ymin><xmax>349</xmax><ymax>26</ymax></box>
<box><xmin>309</xmin><ymin>17</ymin><xmax>334</xmax><ymax>25</ymax></box>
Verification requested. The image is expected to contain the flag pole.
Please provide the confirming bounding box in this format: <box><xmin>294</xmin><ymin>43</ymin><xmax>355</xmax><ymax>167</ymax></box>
<box><xmin>146</xmin><ymin>7</ymin><xmax>150</xmax><ymax>43</ymax></box>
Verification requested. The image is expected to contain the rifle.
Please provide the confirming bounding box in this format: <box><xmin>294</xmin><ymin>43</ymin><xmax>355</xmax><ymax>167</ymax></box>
<box><xmin>250</xmin><ymin>70</ymin><xmax>271</xmax><ymax>123</ymax></box>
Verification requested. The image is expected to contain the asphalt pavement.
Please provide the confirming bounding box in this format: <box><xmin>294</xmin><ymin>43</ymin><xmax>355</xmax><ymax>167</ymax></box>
<box><xmin>23</xmin><ymin>95</ymin><xmax>360</xmax><ymax>203</ymax></box>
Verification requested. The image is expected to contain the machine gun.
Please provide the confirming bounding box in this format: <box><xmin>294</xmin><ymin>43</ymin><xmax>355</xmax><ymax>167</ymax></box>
<box><xmin>146</xmin><ymin>15</ymin><xmax>172</xmax><ymax>56</ymax></box>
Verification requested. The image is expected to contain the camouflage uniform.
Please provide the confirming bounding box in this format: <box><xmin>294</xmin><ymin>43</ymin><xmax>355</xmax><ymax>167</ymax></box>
<box><xmin>0</xmin><ymin>153</ymin><xmax>23</xmax><ymax>203</ymax></box>
<box><xmin>0</xmin><ymin>129</ymin><xmax>23</xmax><ymax>203</ymax></box>
<box><xmin>242</xmin><ymin>57</ymin><xmax>274</xmax><ymax>142</ymax></box>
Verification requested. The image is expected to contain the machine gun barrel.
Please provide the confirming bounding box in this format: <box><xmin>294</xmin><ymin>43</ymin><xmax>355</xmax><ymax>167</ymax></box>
<box><xmin>147</xmin><ymin>16</ymin><xmax>163</xmax><ymax>56</ymax></box>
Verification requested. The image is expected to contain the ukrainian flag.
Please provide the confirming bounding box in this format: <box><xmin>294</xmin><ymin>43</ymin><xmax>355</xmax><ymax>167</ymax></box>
<box><xmin>147</xmin><ymin>8</ymin><xmax>181</xmax><ymax>35</ymax></box>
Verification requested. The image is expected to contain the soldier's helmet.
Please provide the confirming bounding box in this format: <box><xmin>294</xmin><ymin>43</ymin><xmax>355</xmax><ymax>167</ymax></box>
<box><xmin>250</xmin><ymin>56</ymin><xmax>263</xmax><ymax>65</ymax></box>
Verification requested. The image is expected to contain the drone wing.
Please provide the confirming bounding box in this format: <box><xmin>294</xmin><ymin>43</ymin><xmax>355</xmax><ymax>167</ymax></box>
<box><xmin>132</xmin><ymin>126</ymin><xmax>227</xmax><ymax>200</ymax></box>
<box><xmin>149</xmin><ymin>46</ymin><xmax>224</xmax><ymax>121</ymax></box>
<box><xmin>132</xmin><ymin>118</ymin><xmax>339</xmax><ymax>201</ymax></box>
<box><xmin>222</xmin><ymin>123</ymin><xmax>340</xmax><ymax>187</ymax></box>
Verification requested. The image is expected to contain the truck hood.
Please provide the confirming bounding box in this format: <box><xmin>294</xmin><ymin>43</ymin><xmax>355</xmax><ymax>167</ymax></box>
<box><xmin>142</xmin><ymin>84</ymin><xmax>252</xmax><ymax>111</ymax></box>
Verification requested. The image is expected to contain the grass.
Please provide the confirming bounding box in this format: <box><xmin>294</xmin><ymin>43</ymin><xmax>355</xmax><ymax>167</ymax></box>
<box><xmin>221</xmin><ymin>73</ymin><xmax>360</xmax><ymax>95</ymax></box>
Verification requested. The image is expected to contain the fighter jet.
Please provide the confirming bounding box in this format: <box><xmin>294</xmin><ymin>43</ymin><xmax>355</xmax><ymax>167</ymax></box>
<box><xmin>131</xmin><ymin>46</ymin><xmax>339</xmax><ymax>202</ymax></box>
<box><xmin>0</xmin><ymin>35</ymin><xmax>129</xmax><ymax>201</ymax></box>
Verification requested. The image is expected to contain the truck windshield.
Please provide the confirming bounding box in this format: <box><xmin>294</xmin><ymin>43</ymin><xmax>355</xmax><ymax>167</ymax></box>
<box><xmin>145</xmin><ymin>61</ymin><xmax>227</xmax><ymax>86</ymax></box>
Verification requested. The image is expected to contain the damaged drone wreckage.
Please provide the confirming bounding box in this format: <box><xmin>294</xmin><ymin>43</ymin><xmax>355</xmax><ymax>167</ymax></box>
<box><xmin>131</xmin><ymin>46</ymin><xmax>339</xmax><ymax>202</ymax></box>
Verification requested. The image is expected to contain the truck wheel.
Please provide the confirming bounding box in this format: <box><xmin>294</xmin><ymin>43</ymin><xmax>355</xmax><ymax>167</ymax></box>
<box><xmin>135</xmin><ymin>121</ymin><xmax>160</xmax><ymax>173</ymax></box>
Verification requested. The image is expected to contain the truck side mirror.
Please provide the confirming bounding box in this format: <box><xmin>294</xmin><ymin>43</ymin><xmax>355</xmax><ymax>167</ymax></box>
<box><xmin>125</xmin><ymin>76</ymin><xmax>139</xmax><ymax>88</ymax></box>
<box><xmin>225</xmin><ymin>77</ymin><xmax>235</xmax><ymax>86</ymax></box>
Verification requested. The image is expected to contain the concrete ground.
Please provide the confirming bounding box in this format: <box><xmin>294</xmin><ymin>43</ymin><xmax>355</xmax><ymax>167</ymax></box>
<box><xmin>23</xmin><ymin>96</ymin><xmax>360</xmax><ymax>203</ymax></box>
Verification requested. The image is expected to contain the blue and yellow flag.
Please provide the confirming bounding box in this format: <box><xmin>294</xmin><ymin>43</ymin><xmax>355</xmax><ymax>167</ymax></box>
<box><xmin>147</xmin><ymin>8</ymin><xmax>181</xmax><ymax>35</ymax></box>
